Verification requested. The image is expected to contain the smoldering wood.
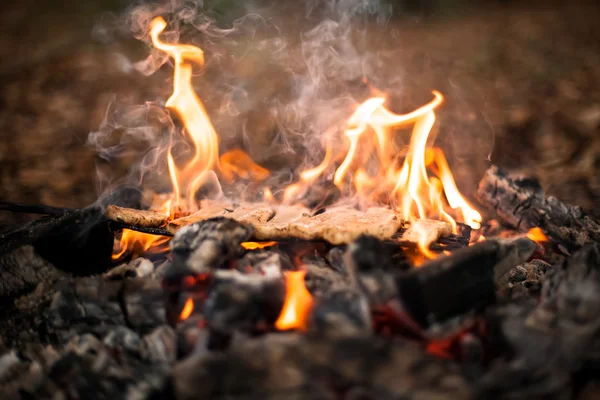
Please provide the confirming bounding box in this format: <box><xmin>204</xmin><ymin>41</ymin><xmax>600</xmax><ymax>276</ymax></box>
<box><xmin>172</xmin><ymin>332</ymin><xmax>472</xmax><ymax>400</ymax></box>
<box><xmin>396</xmin><ymin>237</ymin><xmax>537</xmax><ymax>328</ymax></box>
<box><xmin>203</xmin><ymin>269</ymin><xmax>285</xmax><ymax>337</ymax></box>
<box><xmin>167</xmin><ymin>217</ymin><xmax>254</xmax><ymax>277</ymax></box>
<box><xmin>477</xmin><ymin>165</ymin><xmax>600</xmax><ymax>250</ymax></box>
<box><xmin>0</xmin><ymin>208</ymin><xmax>113</xmax><ymax>298</ymax></box>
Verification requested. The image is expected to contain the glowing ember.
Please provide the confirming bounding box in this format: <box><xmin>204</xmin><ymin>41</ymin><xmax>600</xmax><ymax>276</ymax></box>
<box><xmin>275</xmin><ymin>271</ymin><xmax>313</xmax><ymax>331</ymax></box>
<box><xmin>112</xmin><ymin>229</ymin><xmax>170</xmax><ymax>259</ymax></box>
<box><xmin>179</xmin><ymin>298</ymin><xmax>195</xmax><ymax>321</ymax></box>
<box><xmin>526</xmin><ymin>227</ymin><xmax>549</xmax><ymax>244</ymax></box>
<box><xmin>241</xmin><ymin>241</ymin><xmax>278</xmax><ymax>250</ymax></box>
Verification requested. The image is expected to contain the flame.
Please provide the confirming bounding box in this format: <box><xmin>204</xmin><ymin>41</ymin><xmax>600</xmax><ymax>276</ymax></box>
<box><xmin>526</xmin><ymin>227</ymin><xmax>548</xmax><ymax>244</ymax></box>
<box><xmin>275</xmin><ymin>271</ymin><xmax>313</xmax><ymax>331</ymax></box>
<box><xmin>145</xmin><ymin>17</ymin><xmax>482</xmax><ymax>260</ymax></box>
<box><xmin>112</xmin><ymin>229</ymin><xmax>170</xmax><ymax>259</ymax></box>
<box><xmin>289</xmin><ymin>91</ymin><xmax>481</xmax><ymax>258</ymax></box>
<box><xmin>241</xmin><ymin>241</ymin><xmax>277</xmax><ymax>250</ymax></box>
<box><xmin>179</xmin><ymin>298</ymin><xmax>194</xmax><ymax>321</ymax></box>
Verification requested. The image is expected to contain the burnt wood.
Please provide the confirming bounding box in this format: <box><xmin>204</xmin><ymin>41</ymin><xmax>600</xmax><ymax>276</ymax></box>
<box><xmin>0</xmin><ymin>208</ymin><xmax>113</xmax><ymax>298</ymax></box>
<box><xmin>477</xmin><ymin>165</ymin><xmax>600</xmax><ymax>250</ymax></box>
<box><xmin>396</xmin><ymin>237</ymin><xmax>537</xmax><ymax>328</ymax></box>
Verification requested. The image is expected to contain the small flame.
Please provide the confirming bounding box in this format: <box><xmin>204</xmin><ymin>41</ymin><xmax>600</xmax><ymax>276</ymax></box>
<box><xmin>112</xmin><ymin>229</ymin><xmax>170</xmax><ymax>259</ymax></box>
<box><xmin>241</xmin><ymin>241</ymin><xmax>277</xmax><ymax>250</ymax></box>
<box><xmin>275</xmin><ymin>271</ymin><xmax>313</xmax><ymax>331</ymax></box>
<box><xmin>220</xmin><ymin>149</ymin><xmax>270</xmax><ymax>183</ymax></box>
<box><xmin>526</xmin><ymin>227</ymin><xmax>548</xmax><ymax>244</ymax></box>
<box><xmin>179</xmin><ymin>298</ymin><xmax>194</xmax><ymax>321</ymax></box>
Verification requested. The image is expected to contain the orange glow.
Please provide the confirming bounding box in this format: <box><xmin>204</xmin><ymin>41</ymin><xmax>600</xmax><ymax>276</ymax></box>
<box><xmin>526</xmin><ymin>227</ymin><xmax>548</xmax><ymax>244</ymax></box>
<box><xmin>220</xmin><ymin>149</ymin><xmax>270</xmax><ymax>183</ymax></box>
<box><xmin>179</xmin><ymin>298</ymin><xmax>194</xmax><ymax>321</ymax></box>
<box><xmin>112</xmin><ymin>229</ymin><xmax>170</xmax><ymax>259</ymax></box>
<box><xmin>275</xmin><ymin>271</ymin><xmax>313</xmax><ymax>331</ymax></box>
<box><xmin>241</xmin><ymin>241</ymin><xmax>277</xmax><ymax>250</ymax></box>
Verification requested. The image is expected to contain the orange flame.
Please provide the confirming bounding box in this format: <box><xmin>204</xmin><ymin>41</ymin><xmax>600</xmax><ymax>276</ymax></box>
<box><xmin>146</xmin><ymin>16</ymin><xmax>482</xmax><ymax>261</ymax></box>
<box><xmin>112</xmin><ymin>229</ymin><xmax>170</xmax><ymax>259</ymax></box>
<box><xmin>275</xmin><ymin>271</ymin><xmax>313</xmax><ymax>331</ymax></box>
<box><xmin>150</xmin><ymin>17</ymin><xmax>220</xmax><ymax>213</ymax></box>
<box><xmin>526</xmin><ymin>227</ymin><xmax>548</xmax><ymax>244</ymax></box>
<box><xmin>241</xmin><ymin>241</ymin><xmax>278</xmax><ymax>250</ymax></box>
<box><xmin>179</xmin><ymin>298</ymin><xmax>194</xmax><ymax>321</ymax></box>
<box><xmin>289</xmin><ymin>91</ymin><xmax>481</xmax><ymax>258</ymax></box>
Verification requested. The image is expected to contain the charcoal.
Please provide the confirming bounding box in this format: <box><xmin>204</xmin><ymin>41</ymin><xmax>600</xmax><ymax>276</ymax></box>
<box><xmin>203</xmin><ymin>270</ymin><xmax>285</xmax><ymax>335</ymax></box>
<box><xmin>168</xmin><ymin>217</ymin><xmax>254</xmax><ymax>276</ymax></box>
<box><xmin>46</xmin><ymin>276</ymin><xmax>166</xmax><ymax>343</ymax></box>
<box><xmin>479</xmin><ymin>244</ymin><xmax>600</xmax><ymax>398</ymax></box>
<box><xmin>304</xmin><ymin>261</ymin><xmax>351</xmax><ymax>298</ymax></box>
<box><xmin>27</xmin><ymin>327</ymin><xmax>174</xmax><ymax>399</ymax></box>
<box><xmin>477</xmin><ymin>165</ymin><xmax>600</xmax><ymax>250</ymax></box>
<box><xmin>310</xmin><ymin>289</ymin><xmax>372</xmax><ymax>337</ymax></box>
<box><xmin>235</xmin><ymin>249</ymin><xmax>293</xmax><ymax>276</ymax></box>
<box><xmin>104</xmin><ymin>257</ymin><xmax>155</xmax><ymax>280</ymax></box>
<box><xmin>396</xmin><ymin>237</ymin><xmax>537</xmax><ymax>327</ymax></box>
<box><xmin>497</xmin><ymin>259</ymin><xmax>551</xmax><ymax>301</ymax></box>
<box><xmin>344</xmin><ymin>235</ymin><xmax>407</xmax><ymax>306</ymax></box>
<box><xmin>173</xmin><ymin>332</ymin><xmax>471</xmax><ymax>400</ymax></box>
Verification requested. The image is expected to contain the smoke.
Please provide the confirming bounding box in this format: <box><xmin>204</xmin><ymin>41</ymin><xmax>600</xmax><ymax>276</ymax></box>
<box><xmin>88</xmin><ymin>0</ymin><xmax>395</xmax><ymax>201</ymax></box>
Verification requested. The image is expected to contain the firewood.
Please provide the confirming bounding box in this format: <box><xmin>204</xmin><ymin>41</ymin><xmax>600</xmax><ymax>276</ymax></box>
<box><xmin>105</xmin><ymin>204</ymin><xmax>169</xmax><ymax>228</ymax></box>
<box><xmin>476</xmin><ymin>165</ymin><xmax>600</xmax><ymax>250</ymax></box>
<box><xmin>105</xmin><ymin>203</ymin><xmax>462</xmax><ymax>246</ymax></box>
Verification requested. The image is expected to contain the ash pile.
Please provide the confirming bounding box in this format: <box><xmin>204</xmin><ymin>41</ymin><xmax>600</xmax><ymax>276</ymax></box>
<box><xmin>0</xmin><ymin>166</ymin><xmax>599</xmax><ymax>399</ymax></box>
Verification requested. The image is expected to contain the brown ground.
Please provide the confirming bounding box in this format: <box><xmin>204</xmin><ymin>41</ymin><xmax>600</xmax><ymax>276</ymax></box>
<box><xmin>1</xmin><ymin>0</ymin><xmax>599</xmax><ymax>230</ymax></box>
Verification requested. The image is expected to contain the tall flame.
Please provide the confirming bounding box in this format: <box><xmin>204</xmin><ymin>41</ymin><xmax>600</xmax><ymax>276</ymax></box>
<box><xmin>150</xmin><ymin>17</ymin><xmax>220</xmax><ymax>212</ymax></box>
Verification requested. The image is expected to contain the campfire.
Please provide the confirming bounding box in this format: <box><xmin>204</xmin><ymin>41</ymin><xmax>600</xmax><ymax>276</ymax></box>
<box><xmin>1</xmin><ymin>5</ymin><xmax>600</xmax><ymax>400</ymax></box>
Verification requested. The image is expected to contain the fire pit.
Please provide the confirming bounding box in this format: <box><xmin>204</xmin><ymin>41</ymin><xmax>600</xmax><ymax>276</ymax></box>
<box><xmin>1</xmin><ymin>2</ymin><xmax>600</xmax><ymax>399</ymax></box>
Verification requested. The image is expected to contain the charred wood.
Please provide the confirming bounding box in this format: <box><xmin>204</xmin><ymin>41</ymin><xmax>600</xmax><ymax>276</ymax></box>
<box><xmin>396</xmin><ymin>237</ymin><xmax>537</xmax><ymax>328</ymax></box>
<box><xmin>477</xmin><ymin>165</ymin><xmax>600</xmax><ymax>250</ymax></box>
<box><xmin>0</xmin><ymin>208</ymin><xmax>113</xmax><ymax>299</ymax></box>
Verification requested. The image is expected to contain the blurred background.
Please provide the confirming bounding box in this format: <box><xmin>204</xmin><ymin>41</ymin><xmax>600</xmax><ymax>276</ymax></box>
<box><xmin>1</xmin><ymin>0</ymin><xmax>599</xmax><ymax>230</ymax></box>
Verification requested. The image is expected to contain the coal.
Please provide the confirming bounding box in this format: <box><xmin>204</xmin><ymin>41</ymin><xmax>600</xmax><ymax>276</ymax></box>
<box><xmin>203</xmin><ymin>270</ymin><xmax>285</xmax><ymax>336</ymax></box>
<box><xmin>168</xmin><ymin>217</ymin><xmax>254</xmax><ymax>277</ymax></box>
<box><xmin>396</xmin><ymin>237</ymin><xmax>537</xmax><ymax>328</ymax></box>
<box><xmin>172</xmin><ymin>332</ymin><xmax>471</xmax><ymax>400</ymax></box>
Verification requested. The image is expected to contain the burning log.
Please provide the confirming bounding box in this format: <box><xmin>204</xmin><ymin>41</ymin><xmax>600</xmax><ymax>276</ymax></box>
<box><xmin>476</xmin><ymin>165</ymin><xmax>600</xmax><ymax>250</ymax></box>
<box><xmin>396</xmin><ymin>237</ymin><xmax>537</xmax><ymax>328</ymax></box>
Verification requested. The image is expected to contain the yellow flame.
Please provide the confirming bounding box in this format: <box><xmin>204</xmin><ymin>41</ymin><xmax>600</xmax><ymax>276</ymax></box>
<box><xmin>150</xmin><ymin>17</ymin><xmax>219</xmax><ymax>213</ymax></box>
<box><xmin>179</xmin><ymin>298</ymin><xmax>194</xmax><ymax>321</ymax></box>
<box><xmin>112</xmin><ymin>229</ymin><xmax>170</xmax><ymax>259</ymax></box>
